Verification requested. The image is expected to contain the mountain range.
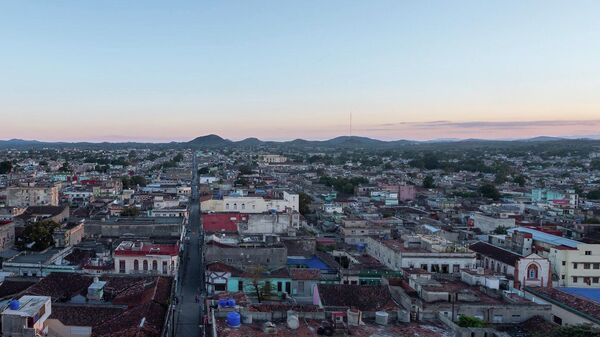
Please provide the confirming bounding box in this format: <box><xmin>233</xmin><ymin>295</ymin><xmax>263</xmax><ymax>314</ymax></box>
<box><xmin>1</xmin><ymin>134</ymin><xmax>599</xmax><ymax>150</ymax></box>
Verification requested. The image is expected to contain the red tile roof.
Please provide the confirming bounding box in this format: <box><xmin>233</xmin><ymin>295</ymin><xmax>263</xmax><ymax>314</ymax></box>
<box><xmin>202</xmin><ymin>213</ymin><xmax>245</xmax><ymax>233</ymax></box>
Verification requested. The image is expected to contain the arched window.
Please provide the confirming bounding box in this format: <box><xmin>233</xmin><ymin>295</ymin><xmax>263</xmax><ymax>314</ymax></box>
<box><xmin>143</xmin><ymin>260</ymin><xmax>148</xmax><ymax>271</ymax></box>
<box><xmin>233</xmin><ymin>203</ymin><xmax>237</xmax><ymax>210</ymax></box>
<box><xmin>134</xmin><ymin>259</ymin><xmax>139</xmax><ymax>271</ymax></box>
<box><xmin>225</xmin><ymin>203</ymin><xmax>230</xmax><ymax>210</ymax></box>
<box><xmin>153</xmin><ymin>260</ymin><xmax>158</xmax><ymax>271</ymax></box>
<box><xmin>527</xmin><ymin>264</ymin><xmax>539</xmax><ymax>279</ymax></box>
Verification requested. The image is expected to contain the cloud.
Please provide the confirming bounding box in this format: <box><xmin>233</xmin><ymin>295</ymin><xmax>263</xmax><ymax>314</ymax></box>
<box><xmin>362</xmin><ymin>119</ymin><xmax>600</xmax><ymax>131</ymax></box>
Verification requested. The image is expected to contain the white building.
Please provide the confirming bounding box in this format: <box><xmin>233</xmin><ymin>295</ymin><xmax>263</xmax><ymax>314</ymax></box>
<box><xmin>201</xmin><ymin>191</ymin><xmax>299</xmax><ymax>213</ymax></box>
<box><xmin>365</xmin><ymin>235</ymin><xmax>476</xmax><ymax>273</ymax></box>
<box><xmin>114</xmin><ymin>241</ymin><xmax>179</xmax><ymax>276</ymax></box>
<box><xmin>1</xmin><ymin>296</ymin><xmax>51</xmax><ymax>337</ymax></box>
<box><xmin>7</xmin><ymin>184</ymin><xmax>59</xmax><ymax>207</ymax></box>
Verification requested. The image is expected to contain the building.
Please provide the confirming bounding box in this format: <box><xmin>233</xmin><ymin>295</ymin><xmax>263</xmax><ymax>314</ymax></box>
<box><xmin>238</xmin><ymin>212</ymin><xmax>300</xmax><ymax>236</ymax></box>
<box><xmin>53</xmin><ymin>221</ymin><xmax>84</xmax><ymax>248</ymax></box>
<box><xmin>1</xmin><ymin>295</ymin><xmax>51</xmax><ymax>337</ymax></box>
<box><xmin>469</xmin><ymin>241</ymin><xmax>552</xmax><ymax>289</ymax></box>
<box><xmin>0</xmin><ymin>220</ymin><xmax>15</xmax><ymax>251</ymax></box>
<box><xmin>260</xmin><ymin>154</ymin><xmax>288</xmax><ymax>164</ymax></box>
<box><xmin>468</xmin><ymin>213</ymin><xmax>515</xmax><ymax>233</ymax></box>
<box><xmin>524</xmin><ymin>287</ymin><xmax>600</xmax><ymax>327</ymax></box>
<box><xmin>204</xmin><ymin>240</ymin><xmax>287</xmax><ymax>271</ymax></box>
<box><xmin>365</xmin><ymin>235</ymin><xmax>476</xmax><ymax>273</ymax></box>
<box><xmin>7</xmin><ymin>184</ymin><xmax>59</xmax><ymax>207</ymax></box>
<box><xmin>201</xmin><ymin>191</ymin><xmax>299</xmax><ymax>213</ymax></box>
<box><xmin>84</xmin><ymin>216</ymin><xmax>184</xmax><ymax>239</ymax></box>
<box><xmin>113</xmin><ymin>240</ymin><xmax>179</xmax><ymax>276</ymax></box>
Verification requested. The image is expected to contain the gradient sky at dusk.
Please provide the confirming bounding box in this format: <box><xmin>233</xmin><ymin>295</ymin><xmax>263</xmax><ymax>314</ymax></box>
<box><xmin>2</xmin><ymin>1</ymin><xmax>600</xmax><ymax>142</ymax></box>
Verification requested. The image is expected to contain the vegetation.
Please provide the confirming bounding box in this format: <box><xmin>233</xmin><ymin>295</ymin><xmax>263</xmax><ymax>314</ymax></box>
<box><xmin>587</xmin><ymin>189</ymin><xmax>600</xmax><ymax>200</ymax></box>
<box><xmin>538</xmin><ymin>324</ymin><xmax>600</xmax><ymax>337</ymax></box>
<box><xmin>479</xmin><ymin>183</ymin><xmax>501</xmax><ymax>200</ymax></box>
<box><xmin>457</xmin><ymin>315</ymin><xmax>485</xmax><ymax>328</ymax></box>
<box><xmin>493</xmin><ymin>226</ymin><xmax>508</xmax><ymax>235</ymax></box>
<box><xmin>513</xmin><ymin>175</ymin><xmax>527</xmax><ymax>187</ymax></box>
<box><xmin>121</xmin><ymin>175</ymin><xmax>147</xmax><ymax>189</ymax></box>
<box><xmin>121</xmin><ymin>206</ymin><xmax>140</xmax><ymax>217</ymax></box>
<box><xmin>423</xmin><ymin>175</ymin><xmax>436</xmax><ymax>188</ymax></box>
<box><xmin>318</xmin><ymin>176</ymin><xmax>368</xmax><ymax>195</ymax></box>
<box><xmin>0</xmin><ymin>161</ymin><xmax>12</xmax><ymax>174</ymax></box>
<box><xmin>16</xmin><ymin>220</ymin><xmax>61</xmax><ymax>251</ymax></box>
<box><xmin>299</xmin><ymin>192</ymin><xmax>313</xmax><ymax>215</ymax></box>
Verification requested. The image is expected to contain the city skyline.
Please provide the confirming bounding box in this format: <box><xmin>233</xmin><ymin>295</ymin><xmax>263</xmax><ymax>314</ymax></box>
<box><xmin>3</xmin><ymin>1</ymin><xmax>600</xmax><ymax>141</ymax></box>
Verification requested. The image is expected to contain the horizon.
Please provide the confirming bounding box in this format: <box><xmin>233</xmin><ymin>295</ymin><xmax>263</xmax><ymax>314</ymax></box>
<box><xmin>2</xmin><ymin>130</ymin><xmax>600</xmax><ymax>144</ymax></box>
<box><xmin>3</xmin><ymin>1</ymin><xmax>600</xmax><ymax>141</ymax></box>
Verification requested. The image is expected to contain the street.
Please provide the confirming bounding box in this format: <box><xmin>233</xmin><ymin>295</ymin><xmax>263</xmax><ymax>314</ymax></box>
<box><xmin>175</xmin><ymin>152</ymin><xmax>205</xmax><ymax>337</ymax></box>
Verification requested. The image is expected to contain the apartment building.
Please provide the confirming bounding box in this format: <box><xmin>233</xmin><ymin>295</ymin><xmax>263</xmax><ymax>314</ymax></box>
<box><xmin>6</xmin><ymin>184</ymin><xmax>59</xmax><ymax>207</ymax></box>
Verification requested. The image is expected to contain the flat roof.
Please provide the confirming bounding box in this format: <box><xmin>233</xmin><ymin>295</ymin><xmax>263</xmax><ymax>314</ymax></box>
<box><xmin>508</xmin><ymin>227</ymin><xmax>580</xmax><ymax>248</ymax></box>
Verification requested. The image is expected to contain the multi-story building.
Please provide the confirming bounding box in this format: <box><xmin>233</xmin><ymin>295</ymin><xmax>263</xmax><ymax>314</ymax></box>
<box><xmin>365</xmin><ymin>235</ymin><xmax>476</xmax><ymax>273</ymax></box>
<box><xmin>548</xmin><ymin>243</ymin><xmax>600</xmax><ymax>287</ymax></box>
<box><xmin>201</xmin><ymin>191</ymin><xmax>299</xmax><ymax>213</ymax></box>
<box><xmin>113</xmin><ymin>241</ymin><xmax>179</xmax><ymax>276</ymax></box>
<box><xmin>7</xmin><ymin>184</ymin><xmax>59</xmax><ymax>207</ymax></box>
<box><xmin>260</xmin><ymin>154</ymin><xmax>288</xmax><ymax>164</ymax></box>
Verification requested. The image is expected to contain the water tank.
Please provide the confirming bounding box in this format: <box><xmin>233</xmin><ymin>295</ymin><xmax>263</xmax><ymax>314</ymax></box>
<box><xmin>375</xmin><ymin>311</ymin><xmax>389</xmax><ymax>325</ymax></box>
<box><xmin>8</xmin><ymin>299</ymin><xmax>20</xmax><ymax>310</ymax></box>
<box><xmin>287</xmin><ymin>311</ymin><xmax>300</xmax><ymax>330</ymax></box>
<box><xmin>218</xmin><ymin>299</ymin><xmax>228</xmax><ymax>307</ymax></box>
<box><xmin>346</xmin><ymin>309</ymin><xmax>361</xmax><ymax>326</ymax></box>
<box><xmin>226</xmin><ymin>299</ymin><xmax>236</xmax><ymax>307</ymax></box>
<box><xmin>227</xmin><ymin>312</ymin><xmax>241</xmax><ymax>328</ymax></box>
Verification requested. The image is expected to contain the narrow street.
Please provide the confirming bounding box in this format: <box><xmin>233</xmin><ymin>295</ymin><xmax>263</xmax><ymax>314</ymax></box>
<box><xmin>175</xmin><ymin>152</ymin><xmax>205</xmax><ymax>337</ymax></box>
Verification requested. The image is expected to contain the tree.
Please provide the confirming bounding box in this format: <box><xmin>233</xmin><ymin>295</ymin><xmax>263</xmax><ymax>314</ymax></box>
<box><xmin>60</xmin><ymin>161</ymin><xmax>71</xmax><ymax>172</ymax></box>
<box><xmin>541</xmin><ymin>324</ymin><xmax>600</xmax><ymax>337</ymax></box>
<box><xmin>16</xmin><ymin>220</ymin><xmax>61</xmax><ymax>251</ymax></box>
<box><xmin>122</xmin><ymin>175</ymin><xmax>147</xmax><ymax>189</ymax></box>
<box><xmin>493</xmin><ymin>226</ymin><xmax>508</xmax><ymax>235</ymax></box>
<box><xmin>0</xmin><ymin>161</ymin><xmax>13</xmax><ymax>174</ymax></box>
<box><xmin>173</xmin><ymin>152</ymin><xmax>184</xmax><ymax>163</ymax></box>
<box><xmin>121</xmin><ymin>206</ymin><xmax>140</xmax><ymax>217</ymax></box>
<box><xmin>458</xmin><ymin>315</ymin><xmax>485</xmax><ymax>328</ymax></box>
<box><xmin>238</xmin><ymin>165</ymin><xmax>254</xmax><ymax>175</ymax></box>
<box><xmin>198</xmin><ymin>167</ymin><xmax>210</xmax><ymax>175</ymax></box>
<box><xmin>299</xmin><ymin>192</ymin><xmax>313</xmax><ymax>215</ymax></box>
<box><xmin>587</xmin><ymin>189</ymin><xmax>600</xmax><ymax>200</ymax></box>
<box><xmin>513</xmin><ymin>175</ymin><xmax>527</xmax><ymax>187</ymax></box>
<box><xmin>591</xmin><ymin>159</ymin><xmax>600</xmax><ymax>171</ymax></box>
<box><xmin>479</xmin><ymin>184</ymin><xmax>501</xmax><ymax>200</ymax></box>
<box><xmin>423</xmin><ymin>175</ymin><xmax>435</xmax><ymax>189</ymax></box>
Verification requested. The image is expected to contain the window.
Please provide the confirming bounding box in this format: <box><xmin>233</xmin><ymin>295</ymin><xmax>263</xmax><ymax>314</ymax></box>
<box><xmin>561</xmin><ymin>275</ymin><xmax>565</xmax><ymax>280</ymax></box>
<box><xmin>572</xmin><ymin>276</ymin><xmax>578</xmax><ymax>283</ymax></box>
<box><xmin>594</xmin><ymin>277</ymin><xmax>599</xmax><ymax>284</ymax></box>
<box><xmin>143</xmin><ymin>260</ymin><xmax>148</xmax><ymax>271</ymax></box>
<box><xmin>562</xmin><ymin>261</ymin><xmax>566</xmax><ymax>266</ymax></box>
<box><xmin>134</xmin><ymin>259</ymin><xmax>139</xmax><ymax>271</ymax></box>
<box><xmin>585</xmin><ymin>277</ymin><xmax>591</xmax><ymax>285</ymax></box>
<box><xmin>527</xmin><ymin>265</ymin><xmax>538</xmax><ymax>280</ymax></box>
<box><xmin>153</xmin><ymin>260</ymin><xmax>158</xmax><ymax>271</ymax></box>
<box><xmin>238</xmin><ymin>280</ymin><xmax>244</xmax><ymax>292</ymax></box>
<box><xmin>162</xmin><ymin>261</ymin><xmax>168</xmax><ymax>274</ymax></box>
<box><xmin>585</xmin><ymin>251</ymin><xmax>592</xmax><ymax>256</ymax></box>
<box><xmin>277</xmin><ymin>282</ymin><xmax>282</xmax><ymax>292</ymax></box>
<box><xmin>573</xmin><ymin>263</ymin><xmax>578</xmax><ymax>269</ymax></box>
<box><xmin>119</xmin><ymin>260</ymin><xmax>126</xmax><ymax>273</ymax></box>
<box><xmin>285</xmin><ymin>282</ymin><xmax>291</xmax><ymax>294</ymax></box>
<box><xmin>214</xmin><ymin>284</ymin><xmax>226</xmax><ymax>291</ymax></box>
<box><xmin>584</xmin><ymin>263</ymin><xmax>591</xmax><ymax>269</ymax></box>
<box><xmin>594</xmin><ymin>263</ymin><xmax>600</xmax><ymax>269</ymax></box>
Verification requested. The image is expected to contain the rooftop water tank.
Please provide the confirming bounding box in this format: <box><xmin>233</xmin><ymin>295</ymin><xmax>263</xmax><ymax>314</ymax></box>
<box><xmin>375</xmin><ymin>311</ymin><xmax>389</xmax><ymax>326</ymax></box>
<box><xmin>8</xmin><ymin>299</ymin><xmax>20</xmax><ymax>310</ymax></box>
<box><xmin>227</xmin><ymin>312</ymin><xmax>241</xmax><ymax>328</ymax></box>
<box><xmin>287</xmin><ymin>310</ymin><xmax>299</xmax><ymax>330</ymax></box>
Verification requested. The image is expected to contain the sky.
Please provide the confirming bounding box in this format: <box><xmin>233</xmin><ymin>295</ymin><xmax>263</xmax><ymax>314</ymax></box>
<box><xmin>1</xmin><ymin>1</ymin><xmax>600</xmax><ymax>142</ymax></box>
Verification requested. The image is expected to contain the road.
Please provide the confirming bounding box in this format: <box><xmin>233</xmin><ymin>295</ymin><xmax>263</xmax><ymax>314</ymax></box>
<box><xmin>175</xmin><ymin>152</ymin><xmax>205</xmax><ymax>337</ymax></box>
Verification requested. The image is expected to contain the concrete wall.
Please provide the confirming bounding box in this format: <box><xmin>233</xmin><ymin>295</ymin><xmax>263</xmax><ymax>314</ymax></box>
<box><xmin>204</xmin><ymin>244</ymin><xmax>287</xmax><ymax>270</ymax></box>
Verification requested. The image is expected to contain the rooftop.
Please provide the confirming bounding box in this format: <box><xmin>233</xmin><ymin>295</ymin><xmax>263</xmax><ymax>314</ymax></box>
<box><xmin>508</xmin><ymin>227</ymin><xmax>580</xmax><ymax>248</ymax></box>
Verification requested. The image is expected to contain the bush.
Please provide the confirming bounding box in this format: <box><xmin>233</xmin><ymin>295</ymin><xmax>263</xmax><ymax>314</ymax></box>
<box><xmin>457</xmin><ymin>315</ymin><xmax>485</xmax><ymax>328</ymax></box>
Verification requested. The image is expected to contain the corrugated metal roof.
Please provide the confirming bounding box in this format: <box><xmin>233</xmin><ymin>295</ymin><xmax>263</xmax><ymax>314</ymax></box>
<box><xmin>507</xmin><ymin>227</ymin><xmax>580</xmax><ymax>248</ymax></box>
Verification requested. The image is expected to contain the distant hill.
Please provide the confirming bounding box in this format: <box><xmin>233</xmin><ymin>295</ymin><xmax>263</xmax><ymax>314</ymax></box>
<box><xmin>1</xmin><ymin>134</ymin><xmax>599</xmax><ymax>151</ymax></box>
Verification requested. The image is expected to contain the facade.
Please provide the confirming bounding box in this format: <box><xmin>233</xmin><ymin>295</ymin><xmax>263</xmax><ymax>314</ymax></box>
<box><xmin>238</xmin><ymin>212</ymin><xmax>300</xmax><ymax>236</ymax></box>
<box><xmin>113</xmin><ymin>241</ymin><xmax>179</xmax><ymax>276</ymax></box>
<box><xmin>7</xmin><ymin>185</ymin><xmax>59</xmax><ymax>207</ymax></box>
<box><xmin>548</xmin><ymin>243</ymin><xmax>600</xmax><ymax>287</ymax></box>
<box><xmin>260</xmin><ymin>154</ymin><xmax>288</xmax><ymax>164</ymax></box>
<box><xmin>0</xmin><ymin>220</ymin><xmax>15</xmax><ymax>251</ymax></box>
<box><xmin>468</xmin><ymin>213</ymin><xmax>515</xmax><ymax>233</ymax></box>
<box><xmin>204</xmin><ymin>240</ymin><xmax>287</xmax><ymax>271</ymax></box>
<box><xmin>1</xmin><ymin>296</ymin><xmax>51</xmax><ymax>337</ymax></box>
<box><xmin>365</xmin><ymin>236</ymin><xmax>476</xmax><ymax>273</ymax></box>
<box><xmin>84</xmin><ymin>216</ymin><xmax>184</xmax><ymax>239</ymax></box>
<box><xmin>201</xmin><ymin>191</ymin><xmax>299</xmax><ymax>213</ymax></box>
